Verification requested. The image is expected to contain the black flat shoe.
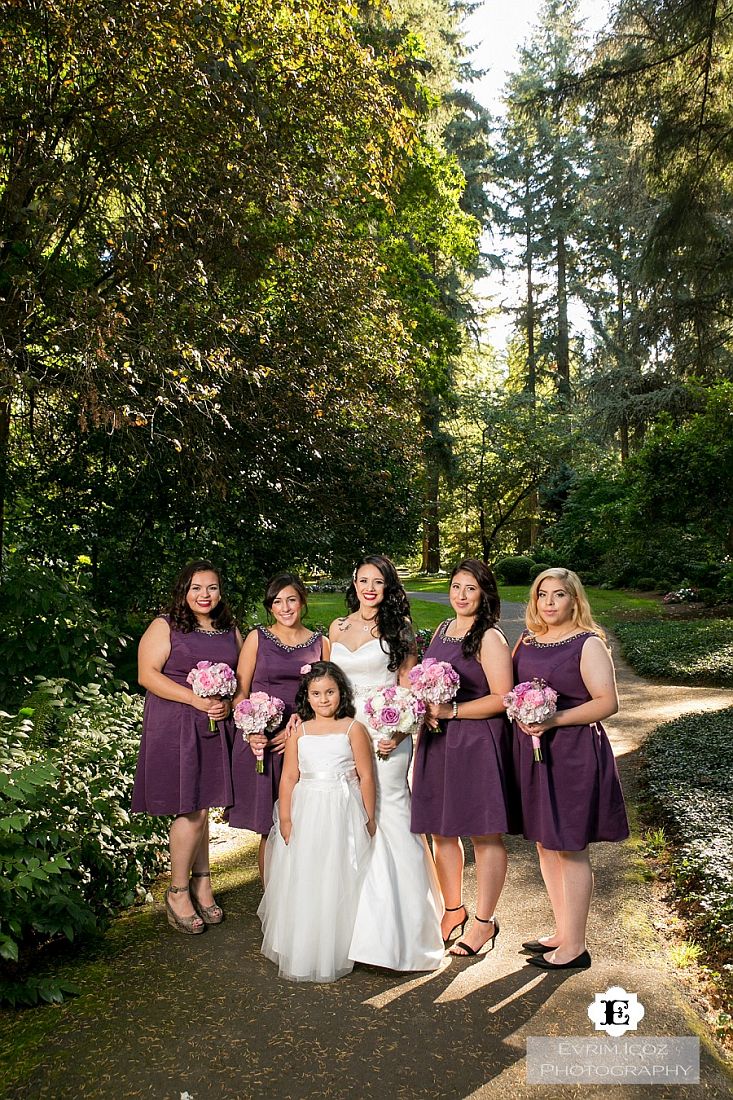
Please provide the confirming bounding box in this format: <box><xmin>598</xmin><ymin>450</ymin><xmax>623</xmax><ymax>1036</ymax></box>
<box><xmin>522</xmin><ymin>939</ymin><xmax>560</xmax><ymax>954</ymax></box>
<box><xmin>527</xmin><ymin>949</ymin><xmax>591</xmax><ymax>970</ymax></box>
<box><xmin>450</xmin><ymin>915</ymin><xmax>500</xmax><ymax>957</ymax></box>
<box><xmin>442</xmin><ymin>904</ymin><xmax>468</xmax><ymax>946</ymax></box>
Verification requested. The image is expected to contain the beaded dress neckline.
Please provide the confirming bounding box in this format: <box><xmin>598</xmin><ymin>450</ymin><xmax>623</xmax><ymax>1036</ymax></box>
<box><xmin>524</xmin><ymin>630</ymin><xmax>595</xmax><ymax>648</ymax></box>
<box><xmin>259</xmin><ymin>625</ymin><xmax>320</xmax><ymax>652</ymax></box>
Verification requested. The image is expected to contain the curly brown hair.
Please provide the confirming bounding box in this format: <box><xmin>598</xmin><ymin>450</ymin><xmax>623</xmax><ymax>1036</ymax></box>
<box><xmin>166</xmin><ymin>560</ymin><xmax>235</xmax><ymax>633</ymax></box>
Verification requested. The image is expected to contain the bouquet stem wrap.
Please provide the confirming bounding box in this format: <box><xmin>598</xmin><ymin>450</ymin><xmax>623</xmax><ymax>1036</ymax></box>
<box><xmin>234</xmin><ymin>693</ymin><xmax>286</xmax><ymax>773</ymax></box>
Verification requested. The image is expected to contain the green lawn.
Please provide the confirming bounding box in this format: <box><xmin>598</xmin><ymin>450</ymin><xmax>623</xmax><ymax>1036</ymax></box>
<box><xmin>300</xmin><ymin>594</ymin><xmax>448</xmax><ymax>633</ymax></box>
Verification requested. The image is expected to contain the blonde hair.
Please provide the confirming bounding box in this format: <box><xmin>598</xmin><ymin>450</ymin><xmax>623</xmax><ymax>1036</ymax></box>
<box><xmin>525</xmin><ymin>568</ymin><xmax>606</xmax><ymax>642</ymax></box>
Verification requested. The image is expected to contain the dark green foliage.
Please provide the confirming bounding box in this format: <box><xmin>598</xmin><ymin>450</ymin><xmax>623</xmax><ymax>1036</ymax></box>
<box><xmin>616</xmin><ymin>620</ymin><xmax>733</xmax><ymax>687</ymax></box>
<box><xmin>643</xmin><ymin>708</ymin><xmax>733</xmax><ymax>955</ymax></box>
<box><xmin>0</xmin><ymin>681</ymin><xmax>168</xmax><ymax>1006</ymax></box>
<box><xmin>1</xmin><ymin>0</ymin><xmax>488</xmax><ymax>587</ymax></box>
<box><xmin>541</xmin><ymin>386</ymin><xmax>733</xmax><ymax>591</ymax></box>
<box><xmin>493</xmin><ymin>555</ymin><xmax>536</xmax><ymax>585</ymax></box>
<box><xmin>0</xmin><ymin>559</ymin><xmax>129</xmax><ymax>710</ymax></box>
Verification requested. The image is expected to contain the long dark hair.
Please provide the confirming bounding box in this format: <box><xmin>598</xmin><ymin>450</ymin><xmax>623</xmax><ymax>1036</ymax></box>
<box><xmin>345</xmin><ymin>553</ymin><xmax>413</xmax><ymax>672</ymax></box>
<box><xmin>166</xmin><ymin>560</ymin><xmax>234</xmax><ymax>634</ymax></box>
<box><xmin>294</xmin><ymin>661</ymin><xmax>355</xmax><ymax>721</ymax></box>
<box><xmin>263</xmin><ymin>572</ymin><xmax>309</xmax><ymax>619</ymax></box>
<box><xmin>450</xmin><ymin>559</ymin><xmax>500</xmax><ymax>659</ymax></box>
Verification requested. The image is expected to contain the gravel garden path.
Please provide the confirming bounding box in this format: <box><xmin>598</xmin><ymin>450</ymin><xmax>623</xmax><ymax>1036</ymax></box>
<box><xmin>3</xmin><ymin>604</ymin><xmax>733</xmax><ymax>1099</ymax></box>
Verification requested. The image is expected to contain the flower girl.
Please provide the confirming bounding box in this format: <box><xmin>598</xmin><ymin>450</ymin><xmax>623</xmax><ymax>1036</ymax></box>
<box><xmin>258</xmin><ymin>661</ymin><xmax>376</xmax><ymax>982</ymax></box>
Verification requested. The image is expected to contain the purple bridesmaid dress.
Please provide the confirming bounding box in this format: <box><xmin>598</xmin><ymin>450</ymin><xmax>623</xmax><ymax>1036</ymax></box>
<box><xmin>410</xmin><ymin>620</ymin><xmax>520</xmax><ymax>837</ymax></box>
<box><xmin>227</xmin><ymin>626</ymin><xmax>324</xmax><ymax>834</ymax></box>
<box><xmin>512</xmin><ymin>630</ymin><xmax>629</xmax><ymax>851</ymax></box>
<box><xmin>131</xmin><ymin>618</ymin><xmax>238</xmax><ymax>815</ymax></box>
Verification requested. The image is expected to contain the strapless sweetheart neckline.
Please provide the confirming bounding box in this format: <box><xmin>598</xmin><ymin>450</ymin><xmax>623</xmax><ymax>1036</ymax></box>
<box><xmin>330</xmin><ymin>637</ymin><xmax>382</xmax><ymax>656</ymax></box>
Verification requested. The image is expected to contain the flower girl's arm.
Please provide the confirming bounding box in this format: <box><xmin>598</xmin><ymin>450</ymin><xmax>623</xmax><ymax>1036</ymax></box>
<box><xmin>277</xmin><ymin>730</ymin><xmax>301</xmax><ymax>844</ymax></box>
<box><xmin>350</xmin><ymin>722</ymin><xmax>377</xmax><ymax>836</ymax></box>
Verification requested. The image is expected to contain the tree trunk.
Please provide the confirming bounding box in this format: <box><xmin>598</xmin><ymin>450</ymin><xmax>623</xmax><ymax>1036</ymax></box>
<box><xmin>616</xmin><ymin>238</ymin><xmax>629</xmax><ymax>462</ymax></box>
<box><xmin>421</xmin><ymin>461</ymin><xmax>441</xmax><ymax>572</ymax></box>
<box><xmin>420</xmin><ymin>401</ymin><xmax>442</xmax><ymax>573</ymax></box>
<box><xmin>556</xmin><ymin>230</ymin><xmax>570</xmax><ymax>404</ymax></box>
<box><xmin>525</xmin><ymin>174</ymin><xmax>537</xmax><ymax>401</ymax></box>
<box><xmin>0</xmin><ymin>391</ymin><xmax>11</xmax><ymax>569</ymax></box>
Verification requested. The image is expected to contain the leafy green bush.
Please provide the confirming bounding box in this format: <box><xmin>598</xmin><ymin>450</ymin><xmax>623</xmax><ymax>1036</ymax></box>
<box><xmin>541</xmin><ymin>387</ymin><xmax>733</xmax><ymax>593</ymax></box>
<box><xmin>615</xmin><ymin>620</ymin><xmax>733</xmax><ymax>687</ymax></box>
<box><xmin>643</xmin><ymin>708</ymin><xmax>733</xmax><ymax>955</ymax></box>
<box><xmin>0</xmin><ymin>559</ymin><xmax>129</xmax><ymax>710</ymax></box>
<box><xmin>494</xmin><ymin>555</ymin><xmax>535</xmax><ymax>585</ymax></box>
<box><xmin>0</xmin><ymin>680</ymin><xmax>168</xmax><ymax>1006</ymax></box>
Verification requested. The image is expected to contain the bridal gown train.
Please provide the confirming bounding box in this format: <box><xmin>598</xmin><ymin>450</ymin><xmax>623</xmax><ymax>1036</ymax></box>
<box><xmin>331</xmin><ymin>637</ymin><xmax>444</xmax><ymax>971</ymax></box>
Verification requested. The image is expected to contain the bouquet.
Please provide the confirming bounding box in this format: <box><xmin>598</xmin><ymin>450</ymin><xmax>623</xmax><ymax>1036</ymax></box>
<box><xmin>407</xmin><ymin>657</ymin><xmax>460</xmax><ymax>729</ymax></box>
<box><xmin>186</xmin><ymin>661</ymin><xmax>237</xmax><ymax>731</ymax></box>
<box><xmin>503</xmin><ymin>678</ymin><xmax>557</xmax><ymax>763</ymax></box>
<box><xmin>363</xmin><ymin>685</ymin><xmax>426</xmax><ymax>760</ymax></box>
<box><xmin>233</xmin><ymin>692</ymin><xmax>285</xmax><ymax>773</ymax></box>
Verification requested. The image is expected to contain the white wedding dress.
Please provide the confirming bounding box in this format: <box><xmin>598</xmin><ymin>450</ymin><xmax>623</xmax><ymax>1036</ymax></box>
<box><xmin>332</xmin><ymin>638</ymin><xmax>444</xmax><ymax>971</ymax></box>
<box><xmin>258</xmin><ymin>728</ymin><xmax>372</xmax><ymax>982</ymax></box>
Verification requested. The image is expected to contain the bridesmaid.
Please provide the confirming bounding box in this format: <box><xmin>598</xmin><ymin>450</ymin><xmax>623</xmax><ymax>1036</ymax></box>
<box><xmin>513</xmin><ymin>568</ymin><xmax>629</xmax><ymax>970</ymax></box>
<box><xmin>132</xmin><ymin>560</ymin><xmax>242</xmax><ymax>934</ymax></box>
<box><xmin>228</xmin><ymin>572</ymin><xmax>327</xmax><ymax>882</ymax></box>
<box><xmin>410</xmin><ymin>559</ymin><xmax>518</xmax><ymax>956</ymax></box>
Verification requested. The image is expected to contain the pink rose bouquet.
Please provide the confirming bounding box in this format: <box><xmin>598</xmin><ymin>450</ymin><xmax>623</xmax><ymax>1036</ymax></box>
<box><xmin>503</xmin><ymin>678</ymin><xmax>557</xmax><ymax>763</ymax></box>
<box><xmin>363</xmin><ymin>685</ymin><xmax>426</xmax><ymax>760</ymax></box>
<box><xmin>407</xmin><ymin>657</ymin><xmax>460</xmax><ymax>706</ymax></box>
<box><xmin>233</xmin><ymin>692</ymin><xmax>286</xmax><ymax>773</ymax></box>
<box><xmin>186</xmin><ymin>661</ymin><xmax>237</xmax><ymax>731</ymax></box>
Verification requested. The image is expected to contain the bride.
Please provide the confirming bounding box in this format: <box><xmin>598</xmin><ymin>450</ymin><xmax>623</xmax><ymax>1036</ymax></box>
<box><xmin>330</xmin><ymin>554</ymin><xmax>444</xmax><ymax>971</ymax></box>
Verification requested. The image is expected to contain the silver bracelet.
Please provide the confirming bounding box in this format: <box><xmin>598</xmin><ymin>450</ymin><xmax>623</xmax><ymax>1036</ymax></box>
<box><xmin>452</xmin><ymin>700</ymin><xmax>459</xmax><ymax>719</ymax></box>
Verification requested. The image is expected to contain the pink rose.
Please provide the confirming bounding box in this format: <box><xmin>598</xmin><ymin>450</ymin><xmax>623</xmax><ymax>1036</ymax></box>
<box><xmin>525</xmin><ymin>689</ymin><xmax>545</xmax><ymax>708</ymax></box>
<box><xmin>380</xmin><ymin>706</ymin><xmax>401</xmax><ymax>726</ymax></box>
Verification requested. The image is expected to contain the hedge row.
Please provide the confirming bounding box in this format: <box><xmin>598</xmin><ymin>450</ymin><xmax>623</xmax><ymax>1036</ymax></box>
<box><xmin>615</xmin><ymin>619</ymin><xmax>733</xmax><ymax>687</ymax></box>
<box><xmin>0</xmin><ymin>680</ymin><xmax>168</xmax><ymax>1006</ymax></box>
<box><xmin>643</xmin><ymin>707</ymin><xmax>733</xmax><ymax>956</ymax></box>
